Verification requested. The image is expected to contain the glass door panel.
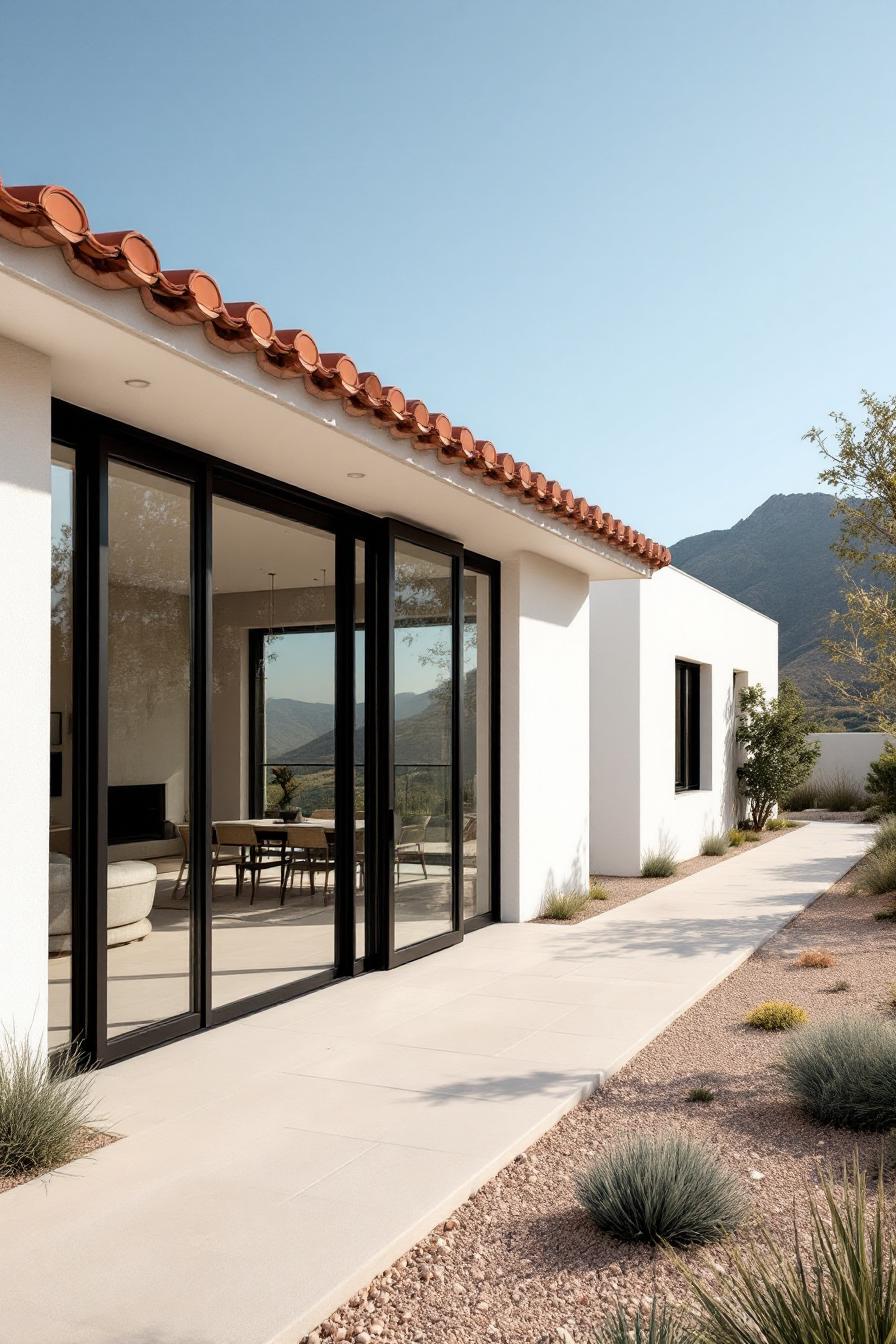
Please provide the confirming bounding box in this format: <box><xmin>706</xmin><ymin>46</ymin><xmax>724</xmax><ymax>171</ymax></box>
<box><xmin>463</xmin><ymin>567</ymin><xmax>493</xmax><ymax>922</ymax></box>
<box><xmin>106</xmin><ymin>462</ymin><xmax>193</xmax><ymax>1039</ymax></box>
<box><xmin>210</xmin><ymin>495</ymin><xmax>338</xmax><ymax>1009</ymax></box>
<box><xmin>49</xmin><ymin>447</ymin><xmax>75</xmax><ymax>1050</ymax></box>
<box><xmin>392</xmin><ymin>537</ymin><xmax>459</xmax><ymax>954</ymax></box>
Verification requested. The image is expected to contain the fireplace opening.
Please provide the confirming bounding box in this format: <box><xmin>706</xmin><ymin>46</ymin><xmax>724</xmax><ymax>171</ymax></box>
<box><xmin>108</xmin><ymin>784</ymin><xmax>167</xmax><ymax>845</ymax></box>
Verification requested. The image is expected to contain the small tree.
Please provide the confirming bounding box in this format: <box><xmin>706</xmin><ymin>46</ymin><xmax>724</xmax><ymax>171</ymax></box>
<box><xmin>805</xmin><ymin>390</ymin><xmax>896</xmax><ymax>728</ymax></box>
<box><xmin>736</xmin><ymin>679</ymin><xmax>820</xmax><ymax>829</ymax></box>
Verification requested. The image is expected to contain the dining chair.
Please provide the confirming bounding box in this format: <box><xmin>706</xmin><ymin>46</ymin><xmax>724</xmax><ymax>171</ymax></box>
<box><xmin>281</xmin><ymin>825</ymin><xmax>332</xmax><ymax>906</ymax></box>
<box><xmin>395</xmin><ymin>815</ymin><xmax>431</xmax><ymax>884</ymax></box>
<box><xmin>213</xmin><ymin>822</ymin><xmax>282</xmax><ymax>904</ymax></box>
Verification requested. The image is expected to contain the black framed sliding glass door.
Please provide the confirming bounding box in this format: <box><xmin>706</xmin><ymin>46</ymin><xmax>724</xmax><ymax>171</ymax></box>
<box><xmin>385</xmin><ymin>523</ymin><xmax>463</xmax><ymax>966</ymax></box>
<box><xmin>50</xmin><ymin>401</ymin><xmax>499</xmax><ymax>1065</ymax></box>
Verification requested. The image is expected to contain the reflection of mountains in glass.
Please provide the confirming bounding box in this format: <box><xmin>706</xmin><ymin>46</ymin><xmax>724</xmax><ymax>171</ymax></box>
<box><xmin>268</xmin><ymin>671</ymin><xmax>478</xmax><ymax>770</ymax></box>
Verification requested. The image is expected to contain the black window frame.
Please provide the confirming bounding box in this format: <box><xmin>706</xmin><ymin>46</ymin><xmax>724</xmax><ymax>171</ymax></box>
<box><xmin>675</xmin><ymin>659</ymin><xmax>701</xmax><ymax>792</ymax></box>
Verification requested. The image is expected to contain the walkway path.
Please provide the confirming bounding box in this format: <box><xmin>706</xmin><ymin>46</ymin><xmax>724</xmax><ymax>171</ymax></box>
<box><xmin>0</xmin><ymin>821</ymin><xmax>869</xmax><ymax>1344</ymax></box>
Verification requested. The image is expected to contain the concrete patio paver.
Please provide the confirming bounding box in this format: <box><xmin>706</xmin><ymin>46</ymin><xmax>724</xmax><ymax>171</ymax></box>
<box><xmin>0</xmin><ymin>820</ymin><xmax>869</xmax><ymax>1344</ymax></box>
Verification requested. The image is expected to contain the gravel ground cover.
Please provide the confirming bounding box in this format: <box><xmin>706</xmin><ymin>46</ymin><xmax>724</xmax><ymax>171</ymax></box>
<box><xmin>302</xmin><ymin>858</ymin><xmax>895</xmax><ymax>1344</ymax></box>
<box><xmin>0</xmin><ymin>1127</ymin><xmax>116</xmax><ymax>1196</ymax></box>
<box><xmin>536</xmin><ymin>824</ymin><xmax>801</xmax><ymax>924</ymax></box>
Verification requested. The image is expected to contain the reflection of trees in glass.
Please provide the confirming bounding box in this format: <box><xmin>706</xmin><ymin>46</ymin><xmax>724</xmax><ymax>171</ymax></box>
<box><xmin>51</xmin><ymin>521</ymin><xmax>73</xmax><ymax>659</ymax></box>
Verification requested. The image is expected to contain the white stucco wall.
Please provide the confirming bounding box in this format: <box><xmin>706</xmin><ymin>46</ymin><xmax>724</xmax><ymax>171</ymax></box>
<box><xmin>806</xmin><ymin>732</ymin><xmax>891</xmax><ymax>790</ymax></box>
<box><xmin>502</xmin><ymin>552</ymin><xmax>591</xmax><ymax>920</ymax></box>
<box><xmin>589</xmin><ymin>581</ymin><xmax>641</xmax><ymax>875</ymax></box>
<box><xmin>0</xmin><ymin>336</ymin><xmax>51</xmax><ymax>1049</ymax></box>
<box><xmin>591</xmin><ymin>567</ymin><xmax>778</xmax><ymax>875</ymax></box>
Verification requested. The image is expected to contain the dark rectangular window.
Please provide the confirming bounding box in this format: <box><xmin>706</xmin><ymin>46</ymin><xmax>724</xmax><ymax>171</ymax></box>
<box><xmin>675</xmin><ymin>660</ymin><xmax>701</xmax><ymax>791</ymax></box>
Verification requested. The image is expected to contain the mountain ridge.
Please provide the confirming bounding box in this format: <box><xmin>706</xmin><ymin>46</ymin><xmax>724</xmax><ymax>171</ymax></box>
<box><xmin>671</xmin><ymin>491</ymin><xmax>867</xmax><ymax>728</ymax></box>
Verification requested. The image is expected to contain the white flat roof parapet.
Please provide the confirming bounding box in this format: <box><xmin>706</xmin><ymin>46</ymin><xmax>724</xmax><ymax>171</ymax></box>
<box><xmin>665</xmin><ymin>566</ymin><xmax>778</xmax><ymax>626</ymax></box>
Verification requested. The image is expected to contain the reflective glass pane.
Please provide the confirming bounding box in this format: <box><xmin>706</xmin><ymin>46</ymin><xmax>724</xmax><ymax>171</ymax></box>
<box><xmin>463</xmin><ymin>570</ymin><xmax>491</xmax><ymax>919</ymax></box>
<box><xmin>393</xmin><ymin>541</ymin><xmax>454</xmax><ymax>949</ymax></box>
<box><xmin>211</xmin><ymin>496</ymin><xmax>337</xmax><ymax>1007</ymax></box>
<box><xmin>355</xmin><ymin>541</ymin><xmax>366</xmax><ymax>960</ymax></box>
<box><xmin>49</xmin><ymin>447</ymin><xmax>75</xmax><ymax>1049</ymax></box>
<box><xmin>106</xmin><ymin>462</ymin><xmax>193</xmax><ymax>1039</ymax></box>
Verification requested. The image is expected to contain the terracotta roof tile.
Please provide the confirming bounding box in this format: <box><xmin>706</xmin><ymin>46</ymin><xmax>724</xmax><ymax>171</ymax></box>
<box><xmin>0</xmin><ymin>175</ymin><xmax>670</xmax><ymax>569</ymax></box>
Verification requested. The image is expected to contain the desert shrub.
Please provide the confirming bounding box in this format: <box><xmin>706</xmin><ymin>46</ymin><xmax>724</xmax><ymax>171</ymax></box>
<box><xmin>831</xmin><ymin>979</ymin><xmax>851</xmax><ymax>993</ymax></box>
<box><xmin>591</xmin><ymin>1299</ymin><xmax>695</xmax><ymax>1344</ymax></box>
<box><xmin>867</xmin><ymin>743</ymin><xmax>896</xmax><ymax>814</ymax></box>
<box><xmin>876</xmin><ymin>907</ymin><xmax>896</xmax><ymax>922</ymax></box>
<box><xmin>746</xmin><ymin>1000</ymin><xmax>808</xmax><ymax>1030</ymax></box>
<box><xmin>0</xmin><ymin>1038</ymin><xmax>96</xmax><ymax>1178</ymax></box>
<box><xmin>541</xmin><ymin>888</ymin><xmax>591</xmax><ymax>920</ymax></box>
<box><xmin>766</xmin><ymin>815</ymin><xmax>797</xmax><ymax>830</ymax></box>
<box><xmin>741</xmin><ymin>828</ymin><xmax>763</xmax><ymax>842</ymax></box>
<box><xmin>589</xmin><ymin>878</ymin><xmax>609</xmax><ymax>901</ymax></box>
<box><xmin>780</xmin><ymin>778</ymin><xmax>818</xmax><ymax>811</ymax></box>
<box><xmin>797</xmin><ymin>949</ymin><xmax>836</xmax><ymax>969</ymax></box>
<box><xmin>575</xmin><ymin>1134</ymin><xmax>746</xmax><ymax>1247</ymax></box>
<box><xmin>687</xmin><ymin>1086</ymin><xmax>715</xmax><ymax>1104</ymax></box>
<box><xmin>682</xmin><ymin>1160</ymin><xmax>896</xmax><ymax>1344</ymax></box>
<box><xmin>727</xmin><ymin>828</ymin><xmax>747</xmax><ymax>846</ymax></box>
<box><xmin>641</xmin><ymin>836</ymin><xmax>678</xmax><ymax>879</ymax></box>
<box><xmin>814</xmin><ymin>769</ymin><xmax>867</xmax><ymax>811</ymax></box>
<box><xmin>779</xmin><ymin>1015</ymin><xmax>896</xmax><ymax>1130</ymax></box>
<box><xmin>700</xmin><ymin>831</ymin><xmax>729</xmax><ymax>857</ymax></box>
<box><xmin>859</xmin><ymin>847</ymin><xmax>896</xmax><ymax>896</ymax></box>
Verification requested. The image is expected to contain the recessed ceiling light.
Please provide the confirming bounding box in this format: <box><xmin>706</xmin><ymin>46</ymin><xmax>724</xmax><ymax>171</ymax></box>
<box><xmin>124</xmin><ymin>378</ymin><xmax>151</xmax><ymax>389</ymax></box>
<box><xmin>347</xmin><ymin>471</ymin><xmax>365</xmax><ymax>479</ymax></box>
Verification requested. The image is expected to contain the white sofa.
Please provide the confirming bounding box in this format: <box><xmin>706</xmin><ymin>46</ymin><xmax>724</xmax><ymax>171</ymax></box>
<box><xmin>48</xmin><ymin>853</ymin><xmax>158</xmax><ymax>954</ymax></box>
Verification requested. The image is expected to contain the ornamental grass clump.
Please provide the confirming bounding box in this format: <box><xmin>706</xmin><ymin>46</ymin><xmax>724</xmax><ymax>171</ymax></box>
<box><xmin>540</xmin><ymin>888</ymin><xmax>591</xmax><ymax>920</ymax></box>
<box><xmin>870</xmin><ymin>815</ymin><xmax>896</xmax><ymax>856</ymax></box>
<box><xmin>591</xmin><ymin>1299</ymin><xmax>695</xmax><ymax>1344</ymax></box>
<box><xmin>575</xmin><ymin>1134</ymin><xmax>746</xmax><ymax>1247</ymax></box>
<box><xmin>687</xmin><ymin>1086</ymin><xmax>715</xmax><ymax>1104</ymax></box>
<box><xmin>780</xmin><ymin>779</ymin><xmax>817</xmax><ymax>811</ymax></box>
<box><xmin>641</xmin><ymin>835</ymin><xmax>678</xmax><ymax>879</ymax></box>
<box><xmin>766</xmin><ymin>815</ymin><xmax>797</xmax><ymax>830</ymax></box>
<box><xmin>745</xmin><ymin>1000</ymin><xmax>808</xmax><ymax>1031</ymax></box>
<box><xmin>859</xmin><ymin>847</ymin><xmax>896</xmax><ymax>897</ymax></box>
<box><xmin>700</xmin><ymin>830</ymin><xmax>729</xmax><ymax>857</ymax></box>
<box><xmin>589</xmin><ymin>878</ymin><xmax>609</xmax><ymax>901</ymax></box>
<box><xmin>0</xmin><ymin>1038</ymin><xmax>96</xmax><ymax>1179</ymax></box>
<box><xmin>779</xmin><ymin>1015</ymin><xmax>896</xmax><ymax>1130</ymax></box>
<box><xmin>727</xmin><ymin>828</ymin><xmax>747</xmax><ymax>847</ymax></box>
<box><xmin>814</xmin><ymin>769</ymin><xmax>867</xmax><ymax>812</ymax></box>
<box><xmin>681</xmin><ymin>1160</ymin><xmax>896</xmax><ymax>1344</ymax></box>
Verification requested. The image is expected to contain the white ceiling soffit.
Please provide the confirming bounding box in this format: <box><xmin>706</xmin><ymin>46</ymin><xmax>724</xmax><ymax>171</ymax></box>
<box><xmin>0</xmin><ymin>242</ymin><xmax>650</xmax><ymax>582</ymax></box>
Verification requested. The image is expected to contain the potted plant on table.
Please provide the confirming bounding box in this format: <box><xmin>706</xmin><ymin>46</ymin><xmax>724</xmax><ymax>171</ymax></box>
<box><xmin>269</xmin><ymin>765</ymin><xmax>302</xmax><ymax>822</ymax></box>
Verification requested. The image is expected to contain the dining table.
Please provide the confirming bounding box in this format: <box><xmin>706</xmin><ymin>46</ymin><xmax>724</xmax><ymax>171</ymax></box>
<box><xmin>212</xmin><ymin>818</ymin><xmax>364</xmax><ymax>893</ymax></box>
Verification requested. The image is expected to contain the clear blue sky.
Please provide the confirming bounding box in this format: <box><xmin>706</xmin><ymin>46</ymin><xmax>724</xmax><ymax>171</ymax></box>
<box><xmin>4</xmin><ymin>1</ymin><xmax>895</xmax><ymax>543</ymax></box>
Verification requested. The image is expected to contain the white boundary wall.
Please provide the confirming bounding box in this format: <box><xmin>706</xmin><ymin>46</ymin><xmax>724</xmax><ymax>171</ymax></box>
<box><xmin>807</xmin><ymin>732</ymin><xmax>891</xmax><ymax>789</ymax></box>
<box><xmin>0</xmin><ymin>337</ymin><xmax>51</xmax><ymax>1050</ymax></box>
<box><xmin>591</xmin><ymin>567</ymin><xmax>778</xmax><ymax>875</ymax></box>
